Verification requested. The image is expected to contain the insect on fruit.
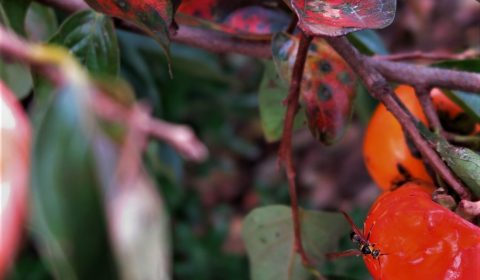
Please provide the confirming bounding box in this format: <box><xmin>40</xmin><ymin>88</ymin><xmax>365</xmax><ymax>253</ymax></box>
<box><xmin>327</xmin><ymin>211</ymin><xmax>387</xmax><ymax>264</ymax></box>
<box><xmin>363</xmin><ymin>182</ymin><xmax>480</xmax><ymax>280</ymax></box>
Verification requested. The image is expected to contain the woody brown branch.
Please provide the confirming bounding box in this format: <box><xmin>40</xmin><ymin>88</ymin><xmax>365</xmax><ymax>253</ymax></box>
<box><xmin>278</xmin><ymin>31</ymin><xmax>314</xmax><ymax>268</ymax></box>
<box><xmin>375</xmin><ymin>49</ymin><xmax>480</xmax><ymax>62</ymax></box>
<box><xmin>35</xmin><ymin>0</ymin><xmax>480</xmax><ymax>94</ymax></box>
<box><xmin>325</xmin><ymin>36</ymin><xmax>473</xmax><ymax>201</ymax></box>
<box><xmin>414</xmin><ymin>85</ymin><xmax>443</xmax><ymax>133</ymax></box>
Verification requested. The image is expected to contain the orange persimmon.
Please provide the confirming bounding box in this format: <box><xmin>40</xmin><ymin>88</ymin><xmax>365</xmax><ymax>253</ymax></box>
<box><xmin>363</xmin><ymin>85</ymin><xmax>433</xmax><ymax>190</ymax></box>
<box><xmin>431</xmin><ymin>88</ymin><xmax>480</xmax><ymax>135</ymax></box>
<box><xmin>363</xmin><ymin>182</ymin><xmax>480</xmax><ymax>280</ymax></box>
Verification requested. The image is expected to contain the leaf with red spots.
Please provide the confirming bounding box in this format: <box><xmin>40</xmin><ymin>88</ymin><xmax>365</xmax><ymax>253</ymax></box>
<box><xmin>221</xmin><ymin>6</ymin><xmax>289</xmax><ymax>36</ymax></box>
<box><xmin>177</xmin><ymin>2</ymin><xmax>289</xmax><ymax>39</ymax></box>
<box><xmin>287</xmin><ymin>0</ymin><xmax>397</xmax><ymax>36</ymax></box>
<box><xmin>84</xmin><ymin>0</ymin><xmax>173</xmax><ymax>71</ymax></box>
<box><xmin>272</xmin><ymin>32</ymin><xmax>357</xmax><ymax>145</ymax></box>
<box><xmin>177</xmin><ymin>0</ymin><xmax>217</xmax><ymax>20</ymax></box>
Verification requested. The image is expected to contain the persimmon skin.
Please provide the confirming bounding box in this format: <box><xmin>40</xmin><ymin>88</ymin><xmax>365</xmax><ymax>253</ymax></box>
<box><xmin>363</xmin><ymin>85</ymin><xmax>433</xmax><ymax>191</ymax></box>
<box><xmin>0</xmin><ymin>82</ymin><xmax>31</xmax><ymax>278</ymax></box>
<box><xmin>431</xmin><ymin>88</ymin><xmax>480</xmax><ymax>135</ymax></box>
<box><xmin>363</xmin><ymin>182</ymin><xmax>480</xmax><ymax>280</ymax></box>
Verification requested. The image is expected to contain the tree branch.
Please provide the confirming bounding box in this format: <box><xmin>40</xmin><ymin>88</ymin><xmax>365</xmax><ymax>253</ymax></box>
<box><xmin>34</xmin><ymin>0</ymin><xmax>480</xmax><ymax>94</ymax></box>
<box><xmin>0</xmin><ymin>25</ymin><xmax>208</xmax><ymax>162</ymax></box>
<box><xmin>367</xmin><ymin>58</ymin><xmax>480</xmax><ymax>93</ymax></box>
<box><xmin>375</xmin><ymin>49</ymin><xmax>479</xmax><ymax>62</ymax></box>
<box><xmin>278</xmin><ymin>31</ymin><xmax>313</xmax><ymax>267</ymax></box>
<box><xmin>93</xmin><ymin>94</ymin><xmax>209</xmax><ymax>162</ymax></box>
<box><xmin>326</xmin><ymin>36</ymin><xmax>473</xmax><ymax>201</ymax></box>
<box><xmin>414</xmin><ymin>85</ymin><xmax>443</xmax><ymax>133</ymax></box>
<box><xmin>36</xmin><ymin>0</ymin><xmax>88</xmax><ymax>13</ymax></box>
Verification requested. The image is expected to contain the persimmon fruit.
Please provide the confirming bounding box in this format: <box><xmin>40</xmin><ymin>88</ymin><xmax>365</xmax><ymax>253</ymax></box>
<box><xmin>0</xmin><ymin>82</ymin><xmax>31</xmax><ymax>278</ymax></box>
<box><xmin>362</xmin><ymin>182</ymin><xmax>480</xmax><ymax>280</ymax></box>
<box><xmin>430</xmin><ymin>88</ymin><xmax>480</xmax><ymax>135</ymax></box>
<box><xmin>363</xmin><ymin>85</ymin><xmax>479</xmax><ymax>191</ymax></box>
<box><xmin>363</xmin><ymin>85</ymin><xmax>433</xmax><ymax>191</ymax></box>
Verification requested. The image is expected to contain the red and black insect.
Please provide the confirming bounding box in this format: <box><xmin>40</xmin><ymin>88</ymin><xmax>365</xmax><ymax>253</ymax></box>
<box><xmin>327</xmin><ymin>211</ymin><xmax>387</xmax><ymax>261</ymax></box>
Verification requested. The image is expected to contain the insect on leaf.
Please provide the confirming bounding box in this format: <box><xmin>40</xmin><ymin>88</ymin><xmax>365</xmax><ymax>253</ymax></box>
<box><xmin>288</xmin><ymin>0</ymin><xmax>397</xmax><ymax>36</ymax></box>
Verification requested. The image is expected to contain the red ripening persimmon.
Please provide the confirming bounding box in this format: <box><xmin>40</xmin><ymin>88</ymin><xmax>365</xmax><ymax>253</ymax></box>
<box><xmin>0</xmin><ymin>81</ymin><xmax>31</xmax><ymax>278</ymax></box>
<box><xmin>363</xmin><ymin>85</ymin><xmax>434</xmax><ymax>191</ymax></box>
<box><xmin>430</xmin><ymin>88</ymin><xmax>480</xmax><ymax>135</ymax></box>
<box><xmin>362</xmin><ymin>182</ymin><xmax>480</xmax><ymax>280</ymax></box>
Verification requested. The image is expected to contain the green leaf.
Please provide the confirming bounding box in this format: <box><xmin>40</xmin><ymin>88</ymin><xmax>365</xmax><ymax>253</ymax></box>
<box><xmin>433</xmin><ymin>59</ymin><xmax>480</xmax><ymax>73</ymax></box>
<box><xmin>25</xmin><ymin>2</ymin><xmax>58</xmax><ymax>42</ymax></box>
<box><xmin>31</xmin><ymin>11</ymin><xmax>119</xmax><ymax>125</ymax></box>
<box><xmin>355</xmin><ymin>84</ymin><xmax>378</xmax><ymax>125</ymax></box>
<box><xmin>0</xmin><ymin>0</ymin><xmax>31</xmax><ymax>35</ymax></box>
<box><xmin>0</xmin><ymin>3</ymin><xmax>33</xmax><ymax>99</ymax></box>
<box><xmin>31</xmin><ymin>84</ymin><xmax>118</xmax><ymax>279</ymax></box>
<box><xmin>0</xmin><ymin>59</ymin><xmax>33</xmax><ymax>99</ymax></box>
<box><xmin>50</xmin><ymin>10</ymin><xmax>120</xmax><ymax>76</ymax></box>
<box><xmin>347</xmin><ymin>30</ymin><xmax>389</xmax><ymax>55</ymax></box>
<box><xmin>242</xmin><ymin>205</ymin><xmax>349</xmax><ymax>280</ymax></box>
<box><xmin>258</xmin><ymin>62</ymin><xmax>305</xmax><ymax>142</ymax></box>
<box><xmin>417</xmin><ymin>121</ymin><xmax>480</xmax><ymax>197</ymax></box>
<box><xmin>437</xmin><ymin>143</ymin><xmax>480</xmax><ymax>198</ymax></box>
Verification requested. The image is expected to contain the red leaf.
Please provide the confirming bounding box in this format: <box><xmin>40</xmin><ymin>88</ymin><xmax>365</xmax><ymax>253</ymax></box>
<box><xmin>222</xmin><ymin>6</ymin><xmax>289</xmax><ymax>35</ymax></box>
<box><xmin>290</xmin><ymin>0</ymin><xmax>396</xmax><ymax>36</ymax></box>
<box><xmin>0</xmin><ymin>81</ymin><xmax>31</xmax><ymax>277</ymax></box>
<box><xmin>273</xmin><ymin>33</ymin><xmax>357</xmax><ymax>144</ymax></box>
<box><xmin>84</xmin><ymin>0</ymin><xmax>173</xmax><ymax>59</ymax></box>
<box><xmin>177</xmin><ymin>2</ymin><xmax>289</xmax><ymax>38</ymax></box>
<box><xmin>177</xmin><ymin>0</ymin><xmax>217</xmax><ymax>20</ymax></box>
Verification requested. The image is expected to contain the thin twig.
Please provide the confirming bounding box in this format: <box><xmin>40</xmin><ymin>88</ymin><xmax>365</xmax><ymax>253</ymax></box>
<box><xmin>0</xmin><ymin>25</ymin><xmax>208</xmax><ymax>162</ymax></box>
<box><xmin>35</xmin><ymin>0</ymin><xmax>88</xmax><ymax>13</ymax></box>
<box><xmin>93</xmin><ymin>94</ymin><xmax>209</xmax><ymax>162</ymax></box>
<box><xmin>366</xmin><ymin>58</ymin><xmax>480</xmax><ymax>93</ymax></box>
<box><xmin>278</xmin><ymin>31</ymin><xmax>313</xmax><ymax>267</ymax></box>
<box><xmin>0</xmin><ymin>25</ymin><xmax>65</xmax><ymax>85</ymax></box>
<box><xmin>444</xmin><ymin>133</ymin><xmax>480</xmax><ymax>150</ymax></box>
<box><xmin>286</xmin><ymin>16</ymin><xmax>298</xmax><ymax>34</ymax></box>
<box><xmin>33</xmin><ymin>0</ymin><xmax>480</xmax><ymax>94</ymax></box>
<box><xmin>415</xmin><ymin>85</ymin><xmax>443</xmax><ymax>133</ymax></box>
<box><xmin>326</xmin><ymin>36</ymin><xmax>473</xmax><ymax>201</ymax></box>
<box><xmin>375</xmin><ymin>49</ymin><xmax>479</xmax><ymax>62</ymax></box>
<box><xmin>115</xmin><ymin>104</ymin><xmax>148</xmax><ymax>187</ymax></box>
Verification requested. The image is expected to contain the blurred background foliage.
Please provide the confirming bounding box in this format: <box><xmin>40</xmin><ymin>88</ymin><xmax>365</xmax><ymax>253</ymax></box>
<box><xmin>3</xmin><ymin>0</ymin><xmax>480</xmax><ymax>279</ymax></box>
